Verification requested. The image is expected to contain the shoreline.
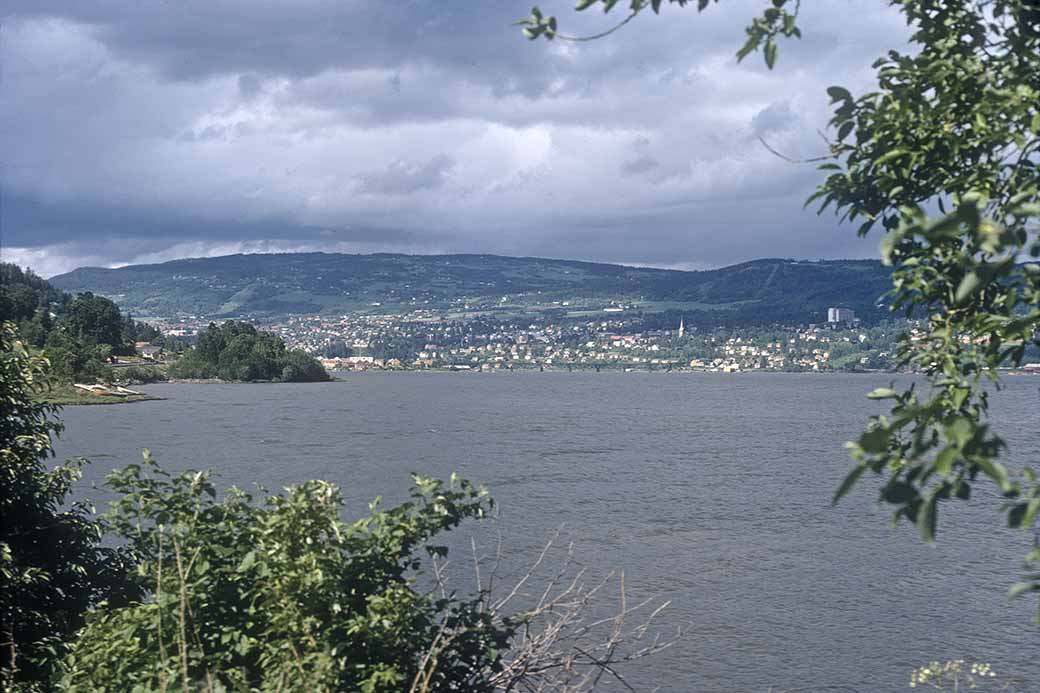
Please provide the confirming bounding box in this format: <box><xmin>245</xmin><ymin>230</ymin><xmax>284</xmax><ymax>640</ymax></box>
<box><xmin>321</xmin><ymin>367</ymin><xmax>1040</xmax><ymax>377</ymax></box>
<box><xmin>36</xmin><ymin>390</ymin><xmax>164</xmax><ymax>406</ymax></box>
<box><xmin>163</xmin><ymin>377</ymin><xmax>335</xmax><ymax>384</ymax></box>
<box><xmin>326</xmin><ymin>368</ymin><xmax>900</xmax><ymax>376</ymax></box>
<box><xmin>123</xmin><ymin>369</ymin><xmax>1040</xmax><ymax>387</ymax></box>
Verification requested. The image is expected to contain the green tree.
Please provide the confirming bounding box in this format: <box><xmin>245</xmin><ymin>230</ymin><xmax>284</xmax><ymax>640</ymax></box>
<box><xmin>0</xmin><ymin>324</ymin><xmax>135</xmax><ymax>690</ymax></box>
<box><xmin>0</xmin><ymin>264</ymin><xmax>68</xmax><ymax>325</ymax></box>
<box><xmin>169</xmin><ymin>321</ymin><xmax>330</xmax><ymax>383</ymax></box>
<box><xmin>0</xmin><ymin>265</ymin><xmax>161</xmax><ymax>381</ymax></box>
<box><xmin>281</xmin><ymin>349</ymin><xmax>332</xmax><ymax>382</ymax></box>
<box><xmin>42</xmin><ymin>330</ymin><xmax>113</xmax><ymax>384</ymax></box>
<box><xmin>195</xmin><ymin>321</ymin><xmax>228</xmax><ymax>365</ymax></box>
<box><xmin>0</xmin><ymin>286</ymin><xmax>39</xmax><ymax>325</ymax></box>
<box><xmin>523</xmin><ymin>0</ymin><xmax>1040</xmax><ymax>609</ymax></box>
<box><xmin>64</xmin><ymin>292</ymin><xmax>127</xmax><ymax>354</ymax></box>
<box><xmin>120</xmin><ymin>313</ymin><xmax>163</xmax><ymax>345</ymax></box>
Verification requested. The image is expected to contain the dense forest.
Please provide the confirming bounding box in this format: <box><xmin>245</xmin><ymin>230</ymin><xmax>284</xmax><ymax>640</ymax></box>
<box><xmin>0</xmin><ymin>263</ymin><xmax>164</xmax><ymax>382</ymax></box>
<box><xmin>168</xmin><ymin>320</ymin><xmax>330</xmax><ymax>382</ymax></box>
<box><xmin>1</xmin><ymin>263</ymin><xmax>329</xmax><ymax>385</ymax></box>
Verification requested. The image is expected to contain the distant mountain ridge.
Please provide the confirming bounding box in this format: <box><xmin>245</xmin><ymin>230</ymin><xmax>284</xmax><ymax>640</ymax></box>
<box><xmin>49</xmin><ymin>252</ymin><xmax>892</xmax><ymax>325</ymax></box>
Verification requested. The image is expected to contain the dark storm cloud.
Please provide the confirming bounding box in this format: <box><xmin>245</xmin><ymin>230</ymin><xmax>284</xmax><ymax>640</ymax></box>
<box><xmin>1</xmin><ymin>192</ymin><xmax>418</xmax><ymax>247</ymax></box>
<box><xmin>0</xmin><ymin>1</ymin><xmax>909</xmax><ymax>276</ymax></box>
<box><xmin>3</xmin><ymin>1</ymin><xmax>591</xmax><ymax>92</ymax></box>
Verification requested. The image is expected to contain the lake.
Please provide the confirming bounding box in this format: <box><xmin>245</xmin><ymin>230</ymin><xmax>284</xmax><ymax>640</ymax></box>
<box><xmin>52</xmin><ymin>372</ymin><xmax>1040</xmax><ymax>691</ymax></box>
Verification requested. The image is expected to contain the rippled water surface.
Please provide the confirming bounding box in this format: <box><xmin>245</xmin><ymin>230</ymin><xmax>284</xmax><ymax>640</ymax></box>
<box><xmin>53</xmin><ymin>372</ymin><xmax>1040</xmax><ymax>691</ymax></box>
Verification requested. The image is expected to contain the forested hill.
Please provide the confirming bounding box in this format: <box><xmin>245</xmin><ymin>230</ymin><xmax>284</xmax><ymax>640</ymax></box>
<box><xmin>50</xmin><ymin>253</ymin><xmax>892</xmax><ymax>324</ymax></box>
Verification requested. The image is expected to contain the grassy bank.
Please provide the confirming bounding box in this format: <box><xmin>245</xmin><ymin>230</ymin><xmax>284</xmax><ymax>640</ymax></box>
<box><xmin>35</xmin><ymin>385</ymin><xmax>162</xmax><ymax>406</ymax></box>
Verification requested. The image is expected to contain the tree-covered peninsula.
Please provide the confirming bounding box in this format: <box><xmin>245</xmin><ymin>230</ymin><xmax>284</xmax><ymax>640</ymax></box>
<box><xmin>167</xmin><ymin>320</ymin><xmax>330</xmax><ymax>382</ymax></box>
<box><xmin>0</xmin><ymin>263</ymin><xmax>167</xmax><ymax>403</ymax></box>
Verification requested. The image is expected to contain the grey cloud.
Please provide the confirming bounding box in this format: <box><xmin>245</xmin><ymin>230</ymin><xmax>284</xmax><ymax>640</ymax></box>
<box><xmin>1</xmin><ymin>1</ymin><xmax>911</xmax><ymax>276</ymax></box>
<box><xmin>621</xmin><ymin>155</ymin><xmax>660</xmax><ymax>176</ymax></box>
<box><xmin>237</xmin><ymin>73</ymin><xmax>263</xmax><ymax>99</ymax></box>
<box><xmin>751</xmin><ymin>101</ymin><xmax>799</xmax><ymax>137</ymax></box>
<box><xmin>2</xmin><ymin>1</ymin><xmax>582</xmax><ymax>96</ymax></box>
<box><xmin>356</xmin><ymin>154</ymin><xmax>454</xmax><ymax>196</ymax></box>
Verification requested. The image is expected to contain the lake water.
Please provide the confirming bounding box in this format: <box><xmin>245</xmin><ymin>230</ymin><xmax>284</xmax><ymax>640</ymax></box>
<box><xmin>52</xmin><ymin>372</ymin><xmax>1040</xmax><ymax>691</ymax></box>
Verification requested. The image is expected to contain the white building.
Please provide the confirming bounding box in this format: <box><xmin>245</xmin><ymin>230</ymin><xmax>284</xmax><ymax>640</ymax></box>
<box><xmin>827</xmin><ymin>307</ymin><xmax>857</xmax><ymax>324</ymax></box>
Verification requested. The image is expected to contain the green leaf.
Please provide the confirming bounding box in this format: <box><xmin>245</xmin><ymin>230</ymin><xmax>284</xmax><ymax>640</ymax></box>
<box><xmin>826</xmin><ymin>86</ymin><xmax>852</xmax><ymax>103</ymax></box>
<box><xmin>238</xmin><ymin>550</ymin><xmax>256</xmax><ymax>573</ymax></box>
<box><xmin>874</xmin><ymin>148</ymin><xmax>909</xmax><ymax>166</ymax></box>
<box><xmin>882</xmin><ymin>481</ymin><xmax>917</xmax><ymax>504</ymax></box>
<box><xmin>833</xmin><ymin>465</ymin><xmax>866</xmax><ymax>505</ymax></box>
<box><xmin>736</xmin><ymin>35</ymin><xmax>758</xmax><ymax>62</ymax></box>
<box><xmin>933</xmin><ymin>447</ymin><xmax>958</xmax><ymax>476</ymax></box>
<box><xmin>866</xmin><ymin>387</ymin><xmax>899</xmax><ymax>400</ymax></box>
<box><xmin>976</xmin><ymin>458</ymin><xmax>1010</xmax><ymax>491</ymax></box>
<box><xmin>859</xmin><ymin>427</ymin><xmax>892</xmax><ymax>453</ymax></box>
<box><xmin>1016</xmin><ymin>498</ymin><xmax>1040</xmax><ymax>530</ymax></box>
<box><xmin>1008</xmin><ymin>581</ymin><xmax>1039</xmax><ymax>599</ymax></box>
<box><xmin>953</xmin><ymin>271</ymin><xmax>983</xmax><ymax>304</ymax></box>
<box><xmin>917</xmin><ymin>493</ymin><xmax>937</xmax><ymax>541</ymax></box>
<box><xmin>764</xmin><ymin>40</ymin><xmax>777</xmax><ymax>69</ymax></box>
<box><xmin>945</xmin><ymin>417</ymin><xmax>973</xmax><ymax>448</ymax></box>
<box><xmin>1010</xmin><ymin>497</ymin><xmax>1040</xmax><ymax>528</ymax></box>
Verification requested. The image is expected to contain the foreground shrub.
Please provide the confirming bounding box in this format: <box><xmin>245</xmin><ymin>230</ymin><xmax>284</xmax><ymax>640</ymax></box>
<box><xmin>0</xmin><ymin>323</ymin><xmax>136</xmax><ymax>691</ymax></box>
<box><xmin>60</xmin><ymin>456</ymin><xmax>512</xmax><ymax>692</ymax></box>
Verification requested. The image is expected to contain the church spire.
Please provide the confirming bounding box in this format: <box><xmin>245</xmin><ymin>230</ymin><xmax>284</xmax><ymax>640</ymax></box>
<box><xmin>678</xmin><ymin>317</ymin><xmax>685</xmax><ymax>338</ymax></box>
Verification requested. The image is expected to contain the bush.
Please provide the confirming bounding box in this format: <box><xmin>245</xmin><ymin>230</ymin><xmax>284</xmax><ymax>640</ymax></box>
<box><xmin>111</xmin><ymin>365</ymin><xmax>167</xmax><ymax>385</ymax></box>
<box><xmin>0</xmin><ymin>323</ymin><xmax>136</xmax><ymax>691</ymax></box>
<box><xmin>61</xmin><ymin>457</ymin><xmax>512</xmax><ymax>692</ymax></box>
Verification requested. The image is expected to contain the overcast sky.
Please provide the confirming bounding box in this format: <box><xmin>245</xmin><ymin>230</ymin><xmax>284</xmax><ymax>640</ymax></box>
<box><xmin>1</xmin><ymin>1</ymin><xmax>907</xmax><ymax>277</ymax></box>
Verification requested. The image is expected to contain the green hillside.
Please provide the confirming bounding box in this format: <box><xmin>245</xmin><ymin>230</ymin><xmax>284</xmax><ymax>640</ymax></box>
<box><xmin>50</xmin><ymin>253</ymin><xmax>892</xmax><ymax>324</ymax></box>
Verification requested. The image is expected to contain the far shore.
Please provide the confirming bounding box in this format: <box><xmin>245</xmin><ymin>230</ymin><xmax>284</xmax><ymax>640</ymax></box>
<box><xmin>324</xmin><ymin>367</ymin><xmax>899</xmax><ymax>376</ymax></box>
<box><xmin>144</xmin><ymin>367</ymin><xmax>1040</xmax><ymax>383</ymax></box>
<box><xmin>42</xmin><ymin>368</ymin><xmax>1038</xmax><ymax>404</ymax></box>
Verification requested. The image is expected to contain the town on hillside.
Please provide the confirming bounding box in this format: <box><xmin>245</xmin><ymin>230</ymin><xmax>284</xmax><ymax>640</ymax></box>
<box><xmin>142</xmin><ymin>306</ymin><xmax>957</xmax><ymax>374</ymax></box>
